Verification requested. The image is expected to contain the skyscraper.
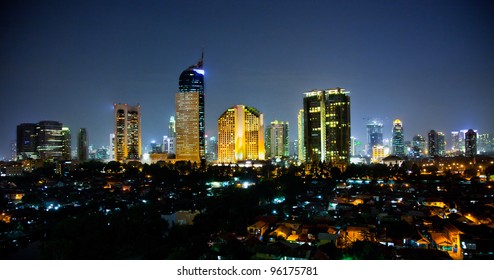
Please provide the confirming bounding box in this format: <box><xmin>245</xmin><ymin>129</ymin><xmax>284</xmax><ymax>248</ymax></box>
<box><xmin>36</xmin><ymin>121</ymin><xmax>64</xmax><ymax>160</ymax></box>
<box><xmin>114</xmin><ymin>103</ymin><xmax>141</xmax><ymax>162</ymax></box>
<box><xmin>78</xmin><ymin>128</ymin><xmax>88</xmax><ymax>162</ymax></box>
<box><xmin>266</xmin><ymin>120</ymin><xmax>289</xmax><ymax>158</ymax></box>
<box><xmin>366</xmin><ymin>118</ymin><xmax>383</xmax><ymax>157</ymax></box>
<box><xmin>175</xmin><ymin>54</ymin><xmax>205</xmax><ymax>163</ymax></box>
<box><xmin>303</xmin><ymin>88</ymin><xmax>351</xmax><ymax>170</ymax></box>
<box><xmin>297</xmin><ymin>109</ymin><xmax>305</xmax><ymax>162</ymax></box>
<box><xmin>465</xmin><ymin>129</ymin><xmax>477</xmax><ymax>157</ymax></box>
<box><xmin>391</xmin><ymin>119</ymin><xmax>405</xmax><ymax>157</ymax></box>
<box><xmin>428</xmin><ymin>130</ymin><xmax>439</xmax><ymax>157</ymax></box>
<box><xmin>168</xmin><ymin>116</ymin><xmax>176</xmax><ymax>138</ymax></box>
<box><xmin>217</xmin><ymin>105</ymin><xmax>265</xmax><ymax>163</ymax></box>
<box><xmin>412</xmin><ymin>134</ymin><xmax>425</xmax><ymax>158</ymax></box>
<box><xmin>451</xmin><ymin>131</ymin><xmax>460</xmax><ymax>154</ymax></box>
<box><xmin>61</xmin><ymin>126</ymin><xmax>71</xmax><ymax>160</ymax></box>
<box><xmin>437</xmin><ymin>132</ymin><xmax>445</xmax><ymax>156</ymax></box>
<box><xmin>16</xmin><ymin>123</ymin><xmax>38</xmax><ymax>160</ymax></box>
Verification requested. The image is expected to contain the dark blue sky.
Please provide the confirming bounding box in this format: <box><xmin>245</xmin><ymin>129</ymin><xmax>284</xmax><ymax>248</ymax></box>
<box><xmin>1</xmin><ymin>0</ymin><xmax>493</xmax><ymax>159</ymax></box>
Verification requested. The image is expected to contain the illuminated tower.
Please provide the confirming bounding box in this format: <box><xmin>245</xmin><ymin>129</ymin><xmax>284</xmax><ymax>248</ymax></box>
<box><xmin>113</xmin><ymin>103</ymin><xmax>141</xmax><ymax>162</ymax></box>
<box><xmin>465</xmin><ymin>129</ymin><xmax>477</xmax><ymax>157</ymax></box>
<box><xmin>78</xmin><ymin>128</ymin><xmax>89</xmax><ymax>162</ymax></box>
<box><xmin>266</xmin><ymin>120</ymin><xmax>289</xmax><ymax>158</ymax></box>
<box><xmin>412</xmin><ymin>134</ymin><xmax>425</xmax><ymax>157</ymax></box>
<box><xmin>217</xmin><ymin>105</ymin><xmax>265</xmax><ymax>163</ymax></box>
<box><xmin>297</xmin><ymin>109</ymin><xmax>305</xmax><ymax>162</ymax></box>
<box><xmin>36</xmin><ymin>121</ymin><xmax>64</xmax><ymax>160</ymax></box>
<box><xmin>391</xmin><ymin>119</ymin><xmax>405</xmax><ymax>157</ymax></box>
<box><xmin>366</xmin><ymin>118</ymin><xmax>383</xmax><ymax>156</ymax></box>
<box><xmin>175</xmin><ymin>53</ymin><xmax>205</xmax><ymax>163</ymax></box>
<box><xmin>61</xmin><ymin>126</ymin><xmax>72</xmax><ymax>160</ymax></box>
<box><xmin>437</xmin><ymin>132</ymin><xmax>445</xmax><ymax>156</ymax></box>
<box><xmin>303</xmin><ymin>88</ymin><xmax>351</xmax><ymax>170</ymax></box>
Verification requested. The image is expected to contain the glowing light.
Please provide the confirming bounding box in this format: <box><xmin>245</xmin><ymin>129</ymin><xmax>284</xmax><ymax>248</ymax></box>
<box><xmin>194</xmin><ymin>69</ymin><xmax>205</xmax><ymax>75</ymax></box>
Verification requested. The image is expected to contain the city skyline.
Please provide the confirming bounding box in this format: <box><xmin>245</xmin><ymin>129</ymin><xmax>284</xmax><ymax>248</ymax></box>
<box><xmin>1</xmin><ymin>0</ymin><xmax>493</xmax><ymax>160</ymax></box>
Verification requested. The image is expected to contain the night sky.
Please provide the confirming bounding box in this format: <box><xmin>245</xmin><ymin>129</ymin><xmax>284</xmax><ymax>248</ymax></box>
<box><xmin>1</xmin><ymin>0</ymin><xmax>493</xmax><ymax>160</ymax></box>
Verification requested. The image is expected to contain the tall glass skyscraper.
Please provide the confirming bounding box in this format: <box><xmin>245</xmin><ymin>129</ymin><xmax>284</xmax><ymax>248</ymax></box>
<box><xmin>303</xmin><ymin>88</ymin><xmax>351</xmax><ymax>170</ymax></box>
<box><xmin>114</xmin><ymin>103</ymin><xmax>141</xmax><ymax>162</ymax></box>
<box><xmin>391</xmin><ymin>119</ymin><xmax>405</xmax><ymax>157</ymax></box>
<box><xmin>366</xmin><ymin>118</ymin><xmax>383</xmax><ymax>157</ymax></box>
<box><xmin>175</xmin><ymin>53</ymin><xmax>205</xmax><ymax>163</ymax></box>
<box><xmin>465</xmin><ymin>129</ymin><xmax>477</xmax><ymax>157</ymax></box>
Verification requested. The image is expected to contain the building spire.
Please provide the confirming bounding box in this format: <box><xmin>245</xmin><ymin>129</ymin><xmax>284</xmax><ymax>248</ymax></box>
<box><xmin>197</xmin><ymin>48</ymin><xmax>204</xmax><ymax>69</ymax></box>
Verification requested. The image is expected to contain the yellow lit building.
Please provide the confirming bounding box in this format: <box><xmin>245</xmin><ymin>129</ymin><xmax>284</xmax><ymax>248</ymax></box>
<box><xmin>175</xmin><ymin>91</ymin><xmax>201</xmax><ymax>162</ymax></box>
<box><xmin>114</xmin><ymin>103</ymin><xmax>141</xmax><ymax>162</ymax></box>
<box><xmin>217</xmin><ymin>105</ymin><xmax>265</xmax><ymax>163</ymax></box>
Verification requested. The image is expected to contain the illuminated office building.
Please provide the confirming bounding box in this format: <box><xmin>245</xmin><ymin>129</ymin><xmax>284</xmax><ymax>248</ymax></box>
<box><xmin>61</xmin><ymin>126</ymin><xmax>71</xmax><ymax>160</ymax></box>
<box><xmin>114</xmin><ymin>103</ymin><xmax>141</xmax><ymax>162</ymax></box>
<box><xmin>465</xmin><ymin>129</ymin><xmax>477</xmax><ymax>157</ymax></box>
<box><xmin>34</xmin><ymin>121</ymin><xmax>64</xmax><ymax>160</ymax></box>
<box><xmin>366</xmin><ymin>118</ymin><xmax>383</xmax><ymax>156</ymax></box>
<box><xmin>175</xmin><ymin>54</ymin><xmax>205</xmax><ymax>163</ymax></box>
<box><xmin>478</xmin><ymin>134</ymin><xmax>493</xmax><ymax>154</ymax></box>
<box><xmin>437</xmin><ymin>132</ymin><xmax>445</xmax><ymax>156</ymax></box>
<box><xmin>428</xmin><ymin>130</ymin><xmax>444</xmax><ymax>157</ymax></box>
<box><xmin>303</xmin><ymin>88</ymin><xmax>350</xmax><ymax>170</ymax></box>
<box><xmin>217</xmin><ymin>105</ymin><xmax>265</xmax><ymax>163</ymax></box>
<box><xmin>391</xmin><ymin>119</ymin><xmax>405</xmax><ymax>157</ymax></box>
<box><xmin>266</xmin><ymin>120</ymin><xmax>289</xmax><ymax>158</ymax></box>
<box><xmin>412</xmin><ymin>134</ymin><xmax>425</xmax><ymax>157</ymax></box>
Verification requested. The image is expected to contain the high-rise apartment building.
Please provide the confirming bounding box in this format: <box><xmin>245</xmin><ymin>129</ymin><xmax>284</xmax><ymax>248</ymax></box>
<box><xmin>465</xmin><ymin>129</ymin><xmax>477</xmax><ymax>157</ymax></box>
<box><xmin>366</xmin><ymin>118</ymin><xmax>383</xmax><ymax>157</ymax></box>
<box><xmin>175</xmin><ymin>54</ymin><xmax>205</xmax><ymax>163</ymax></box>
<box><xmin>391</xmin><ymin>119</ymin><xmax>405</xmax><ymax>157</ymax></box>
<box><xmin>427</xmin><ymin>130</ymin><xmax>445</xmax><ymax>157</ymax></box>
<box><xmin>297</xmin><ymin>109</ymin><xmax>305</xmax><ymax>162</ymax></box>
<box><xmin>265</xmin><ymin>120</ymin><xmax>289</xmax><ymax>158</ymax></box>
<box><xmin>78</xmin><ymin>128</ymin><xmax>89</xmax><ymax>162</ymax></box>
<box><xmin>217</xmin><ymin>105</ymin><xmax>265</xmax><ymax>163</ymax></box>
<box><xmin>303</xmin><ymin>88</ymin><xmax>350</xmax><ymax>170</ymax></box>
<box><xmin>114</xmin><ymin>103</ymin><xmax>141</xmax><ymax>162</ymax></box>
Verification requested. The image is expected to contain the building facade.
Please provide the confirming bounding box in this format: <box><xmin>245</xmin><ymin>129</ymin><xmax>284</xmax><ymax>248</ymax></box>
<box><xmin>303</xmin><ymin>88</ymin><xmax>351</xmax><ymax>170</ymax></box>
<box><xmin>366</xmin><ymin>118</ymin><xmax>383</xmax><ymax>157</ymax></box>
<box><xmin>16</xmin><ymin>123</ymin><xmax>38</xmax><ymax>160</ymax></box>
<box><xmin>297</xmin><ymin>109</ymin><xmax>305</xmax><ymax>162</ymax></box>
<box><xmin>36</xmin><ymin>121</ymin><xmax>65</xmax><ymax>160</ymax></box>
<box><xmin>265</xmin><ymin>120</ymin><xmax>289</xmax><ymax>158</ymax></box>
<box><xmin>412</xmin><ymin>134</ymin><xmax>425</xmax><ymax>158</ymax></box>
<box><xmin>217</xmin><ymin>105</ymin><xmax>265</xmax><ymax>163</ymax></box>
<box><xmin>77</xmin><ymin>128</ymin><xmax>89</xmax><ymax>162</ymax></box>
<box><xmin>175</xmin><ymin>54</ymin><xmax>205</xmax><ymax>163</ymax></box>
<box><xmin>113</xmin><ymin>103</ymin><xmax>141</xmax><ymax>162</ymax></box>
<box><xmin>465</xmin><ymin>129</ymin><xmax>477</xmax><ymax>157</ymax></box>
<box><xmin>391</xmin><ymin>119</ymin><xmax>405</xmax><ymax>157</ymax></box>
